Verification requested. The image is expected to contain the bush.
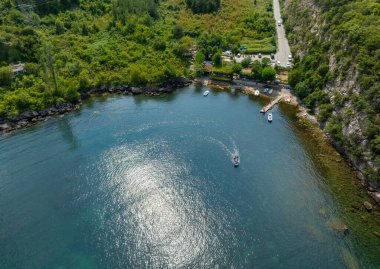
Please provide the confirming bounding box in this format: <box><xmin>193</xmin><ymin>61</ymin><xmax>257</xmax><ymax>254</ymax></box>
<box><xmin>195</xmin><ymin>51</ymin><xmax>205</xmax><ymax>64</ymax></box>
<box><xmin>212</xmin><ymin>52</ymin><xmax>222</xmax><ymax>68</ymax></box>
<box><xmin>251</xmin><ymin>60</ymin><xmax>262</xmax><ymax>80</ymax></box>
<box><xmin>261</xmin><ymin>57</ymin><xmax>271</xmax><ymax>67</ymax></box>
<box><xmin>0</xmin><ymin>66</ymin><xmax>12</xmax><ymax>87</ymax></box>
<box><xmin>318</xmin><ymin>104</ymin><xmax>333</xmax><ymax>122</ymax></box>
<box><xmin>173</xmin><ymin>24</ymin><xmax>184</xmax><ymax>39</ymax></box>
<box><xmin>185</xmin><ymin>0</ymin><xmax>221</xmax><ymax>13</ymax></box>
<box><xmin>241</xmin><ymin>57</ymin><xmax>251</xmax><ymax>68</ymax></box>
<box><xmin>232</xmin><ymin>63</ymin><xmax>242</xmax><ymax>74</ymax></box>
<box><xmin>261</xmin><ymin>66</ymin><xmax>276</xmax><ymax>81</ymax></box>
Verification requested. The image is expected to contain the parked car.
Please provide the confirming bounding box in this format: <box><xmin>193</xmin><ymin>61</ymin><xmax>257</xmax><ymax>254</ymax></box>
<box><xmin>270</xmin><ymin>53</ymin><xmax>275</xmax><ymax>60</ymax></box>
<box><xmin>277</xmin><ymin>60</ymin><xmax>281</xmax><ymax>65</ymax></box>
<box><xmin>277</xmin><ymin>20</ymin><xmax>282</xmax><ymax>26</ymax></box>
<box><xmin>258</xmin><ymin>53</ymin><xmax>262</xmax><ymax>59</ymax></box>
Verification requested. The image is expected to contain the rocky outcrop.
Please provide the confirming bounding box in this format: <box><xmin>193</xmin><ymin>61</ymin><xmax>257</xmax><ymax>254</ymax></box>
<box><xmin>0</xmin><ymin>78</ymin><xmax>191</xmax><ymax>135</ymax></box>
<box><xmin>327</xmin><ymin>219</ymin><xmax>349</xmax><ymax>236</ymax></box>
<box><xmin>368</xmin><ymin>192</ymin><xmax>380</xmax><ymax>205</ymax></box>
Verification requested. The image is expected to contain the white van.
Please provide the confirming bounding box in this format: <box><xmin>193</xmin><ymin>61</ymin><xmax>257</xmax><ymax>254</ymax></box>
<box><xmin>277</xmin><ymin>20</ymin><xmax>281</xmax><ymax>26</ymax></box>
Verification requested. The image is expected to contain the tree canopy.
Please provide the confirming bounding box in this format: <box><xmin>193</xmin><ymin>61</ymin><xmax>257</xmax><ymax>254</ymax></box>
<box><xmin>185</xmin><ymin>0</ymin><xmax>221</xmax><ymax>14</ymax></box>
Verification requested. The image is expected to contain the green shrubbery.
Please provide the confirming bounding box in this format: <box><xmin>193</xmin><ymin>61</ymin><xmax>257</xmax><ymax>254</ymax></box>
<box><xmin>283</xmin><ymin>0</ymin><xmax>380</xmax><ymax>180</ymax></box>
<box><xmin>0</xmin><ymin>0</ymin><xmax>277</xmax><ymax>119</ymax></box>
<box><xmin>185</xmin><ymin>0</ymin><xmax>221</xmax><ymax>14</ymax></box>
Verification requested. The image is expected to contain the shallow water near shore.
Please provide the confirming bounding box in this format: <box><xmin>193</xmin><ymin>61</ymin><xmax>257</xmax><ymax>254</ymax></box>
<box><xmin>0</xmin><ymin>86</ymin><xmax>378</xmax><ymax>268</ymax></box>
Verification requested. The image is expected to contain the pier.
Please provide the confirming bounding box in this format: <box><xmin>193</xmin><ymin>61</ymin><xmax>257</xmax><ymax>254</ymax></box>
<box><xmin>260</xmin><ymin>95</ymin><xmax>283</xmax><ymax>113</ymax></box>
<box><xmin>260</xmin><ymin>88</ymin><xmax>293</xmax><ymax>113</ymax></box>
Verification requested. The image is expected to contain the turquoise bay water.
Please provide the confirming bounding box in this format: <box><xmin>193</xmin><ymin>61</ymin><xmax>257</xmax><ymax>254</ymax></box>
<box><xmin>0</xmin><ymin>87</ymin><xmax>367</xmax><ymax>268</ymax></box>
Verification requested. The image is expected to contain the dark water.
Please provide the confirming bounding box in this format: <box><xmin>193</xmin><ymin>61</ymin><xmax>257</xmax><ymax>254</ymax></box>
<box><xmin>0</xmin><ymin>87</ymin><xmax>368</xmax><ymax>268</ymax></box>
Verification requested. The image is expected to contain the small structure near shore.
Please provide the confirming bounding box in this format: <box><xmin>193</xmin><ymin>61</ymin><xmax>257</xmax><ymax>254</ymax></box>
<box><xmin>11</xmin><ymin>62</ymin><xmax>26</xmax><ymax>78</ymax></box>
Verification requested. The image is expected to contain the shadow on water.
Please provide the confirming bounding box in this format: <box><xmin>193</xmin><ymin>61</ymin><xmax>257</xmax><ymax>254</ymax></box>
<box><xmin>133</xmin><ymin>91</ymin><xmax>180</xmax><ymax>106</ymax></box>
<box><xmin>247</xmin><ymin>94</ymin><xmax>268</xmax><ymax>107</ymax></box>
<box><xmin>57</xmin><ymin>118</ymin><xmax>78</xmax><ymax>149</ymax></box>
<box><xmin>194</xmin><ymin>85</ymin><xmax>203</xmax><ymax>92</ymax></box>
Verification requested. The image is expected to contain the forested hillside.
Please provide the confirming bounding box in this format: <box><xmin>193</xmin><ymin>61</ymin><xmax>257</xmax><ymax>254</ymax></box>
<box><xmin>282</xmin><ymin>0</ymin><xmax>380</xmax><ymax>183</ymax></box>
<box><xmin>0</xmin><ymin>0</ymin><xmax>274</xmax><ymax>120</ymax></box>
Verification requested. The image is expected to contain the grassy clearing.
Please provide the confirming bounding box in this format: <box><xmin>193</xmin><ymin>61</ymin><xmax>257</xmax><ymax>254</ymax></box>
<box><xmin>161</xmin><ymin>0</ymin><xmax>276</xmax><ymax>54</ymax></box>
<box><xmin>162</xmin><ymin>0</ymin><xmax>271</xmax><ymax>34</ymax></box>
<box><xmin>241</xmin><ymin>37</ymin><xmax>276</xmax><ymax>54</ymax></box>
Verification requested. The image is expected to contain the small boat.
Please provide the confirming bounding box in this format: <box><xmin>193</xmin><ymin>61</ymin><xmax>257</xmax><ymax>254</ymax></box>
<box><xmin>268</xmin><ymin>113</ymin><xmax>273</xmax><ymax>122</ymax></box>
<box><xmin>203</xmin><ymin>90</ymin><xmax>209</xmax><ymax>96</ymax></box>
<box><xmin>254</xmin><ymin>90</ymin><xmax>260</xmax><ymax>96</ymax></box>
<box><xmin>263</xmin><ymin>88</ymin><xmax>269</xmax><ymax>93</ymax></box>
<box><xmin>268</xmin><ymin>89</ymin><xmax>273</xmax><ymax>95</ymax></box>
<box><xmin>233</xmin><ymin>155</ymin><xmax>240</xmax><ymax>167</ymax></box>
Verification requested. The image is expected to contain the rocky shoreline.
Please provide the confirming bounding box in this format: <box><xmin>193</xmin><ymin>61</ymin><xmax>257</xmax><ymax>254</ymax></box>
<box><xmin>0</xmin><ymin>77</ymin><xmax>191</xmax><ymax>135</ymax></box>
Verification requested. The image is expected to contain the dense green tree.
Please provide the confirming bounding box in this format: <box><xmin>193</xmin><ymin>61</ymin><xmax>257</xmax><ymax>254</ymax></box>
<box><xmin>185</xmin><ymin>0</ymin><xmax>220</xmax><ymax>13</ymax></box>
<box><xmin>212</xmin><ymin>52</ymin><xmax>222</xmax><ymax>67</ymax></box>
<box><xmin>261</xmin><ymin>66</ymin><xmax>276</xmax><ymax>81</ymax></box>
<box><xmin>261</xmin><ymin>57</ymin><xmax>271</xmax><ymax>67</ymax></box>
<box><xmin>0</xmin><ymin>66</ymin><xmax>12</xmax><ymax>87</ymax></box>
<box><xmin>251</xmin><ymin>60</ymin><xmax>262</xmax><ymax>80</ymax></box>
<box><xmin>195</xmin><ymin>51</ymin><xmax>205</xmax><ymax>64</ymax></box>
<box><xmin>55</xmin><ymin>19</ymin><xmax>66</xmax><ymax>34</ymax></box>
<box><xmin>232</xmin><ymin>63</ymin><xmax>242</xmax><ymax>74</ymax></box>
<box><xmin>241</xmin><ymin>57</ymin><xmax>251</xmax><ymax>68</ymax></box>
<box><xmin>173</xmin><ymin>37</ymin><xmax>193</xmax><ymax>58</ymax></box>
<box><xmin>39</xmin><ymin>41</ymin><xmax>59</xmax><ymax>95</ymax></box>
<box><xmin>195</xmin><ymin>63</ymin><xmax>204</xmax><ymax>77</ymax></box>
<box><xmin>288</xmin><ymin>68</ymin><xmax>303</xmax><ymax>87</ymax></box>
<box><xmin>173</xmin><ymin>24</ymin><xmax>184</xmax><ymax>39</ymax></box>
<box><xmin>112</xmin><ymin>0</ymin><xmax>159</xmax><ymax>24</ymax></box>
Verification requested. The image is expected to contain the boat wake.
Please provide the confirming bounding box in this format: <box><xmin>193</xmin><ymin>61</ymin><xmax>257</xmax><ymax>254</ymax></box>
<box><xmin>207</xmin><ymin>136</ymin><xmax>240</xmax><ymax>165</ymax></box>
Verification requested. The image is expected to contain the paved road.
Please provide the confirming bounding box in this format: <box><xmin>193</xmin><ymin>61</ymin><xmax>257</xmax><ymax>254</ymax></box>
<box><xmin>273</xmin><ymin>0</ymin><xmax>291</xmax><ymax>67</ymax></box>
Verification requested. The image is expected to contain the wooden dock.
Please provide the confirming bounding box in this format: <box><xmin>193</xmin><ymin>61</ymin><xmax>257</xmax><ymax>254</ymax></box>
<box><xmin>260</xmin><ymin>95</ymin><xmax>283</xmax><ymax>113</ymax></box>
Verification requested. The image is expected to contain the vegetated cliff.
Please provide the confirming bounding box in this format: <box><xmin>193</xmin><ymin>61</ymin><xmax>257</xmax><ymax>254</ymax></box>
<box><xmin>281</xmin><ymin>0</ymin><xmax>380</xmax><ymax>185</ymax></box>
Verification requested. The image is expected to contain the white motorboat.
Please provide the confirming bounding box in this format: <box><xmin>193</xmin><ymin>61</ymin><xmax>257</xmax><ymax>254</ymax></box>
<box><xmin>254</xmin><ymin>90</ymin><xmax>260</xmax><ymax>96</ymax></box>
<box><xmin>233</xmin><ymin>155</ymin><xmax>240</xmax><ymax>167</ymax></box>
<box><xmin>268</xmin><ymin>113</ymin><xmax>273</xmax><ymax>122</ymax></box>
<box><xmin>268</xmin><ymin>89</ymin><xmax>273</xmax><ymax>95</ymax></box>
<box><xmin>203</xmin><ymin>90</ymin><xmax>209</xmax><ymax>96</ymax></box>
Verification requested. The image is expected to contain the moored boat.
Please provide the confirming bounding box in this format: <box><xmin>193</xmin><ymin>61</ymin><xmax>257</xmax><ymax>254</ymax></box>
<box><xmin>268</xmin><ymin>113</ymin><xmax>273</xmax><ymax>122</ymax></box>
<box><xmin>254</xmin><ymin>90</ymin><xmax>260</xmax><ymax>96</ymax></box>
<box><xmin>203</xmin><ymin>90</ymin><xmax>210</xmax><ymax>96</ymax></box>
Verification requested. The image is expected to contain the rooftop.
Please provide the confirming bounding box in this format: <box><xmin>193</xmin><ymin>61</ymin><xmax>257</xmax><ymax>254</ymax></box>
<box><xmin>12</xmin><ymin>62</ymin><xmax>25</xmax><ymax>73</ymax></box>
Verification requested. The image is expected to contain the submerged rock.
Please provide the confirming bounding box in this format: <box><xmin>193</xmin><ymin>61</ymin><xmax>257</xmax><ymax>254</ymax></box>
<box><xmin>340</xmin><ymin>248</ymin><xmax>360</xmax><ymax>269</ymax></box>
<box><xmin>305</xmin><ymin>225</ymin><xmax>326</xmax><ymax>243</ymax></box>
<box><xmin>363</xmin><ymin>201</ymin><xmax>373</xmax><ymax>211</ymax></box>
<box><xmin>368</xmin><ymin>191</ymin><xmax>380</xmax><ymax>205</ymax></box>
<box><xmin>327</xmin><ymin>219</ymin><xmax>349</xmax><ymax>236</ymax></box>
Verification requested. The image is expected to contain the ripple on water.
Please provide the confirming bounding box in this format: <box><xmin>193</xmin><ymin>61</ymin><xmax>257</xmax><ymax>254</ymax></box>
<box><xmin>91</xmin><ymin>140</ymin><xmax>237</xmax><ymax>268</ymax></box>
